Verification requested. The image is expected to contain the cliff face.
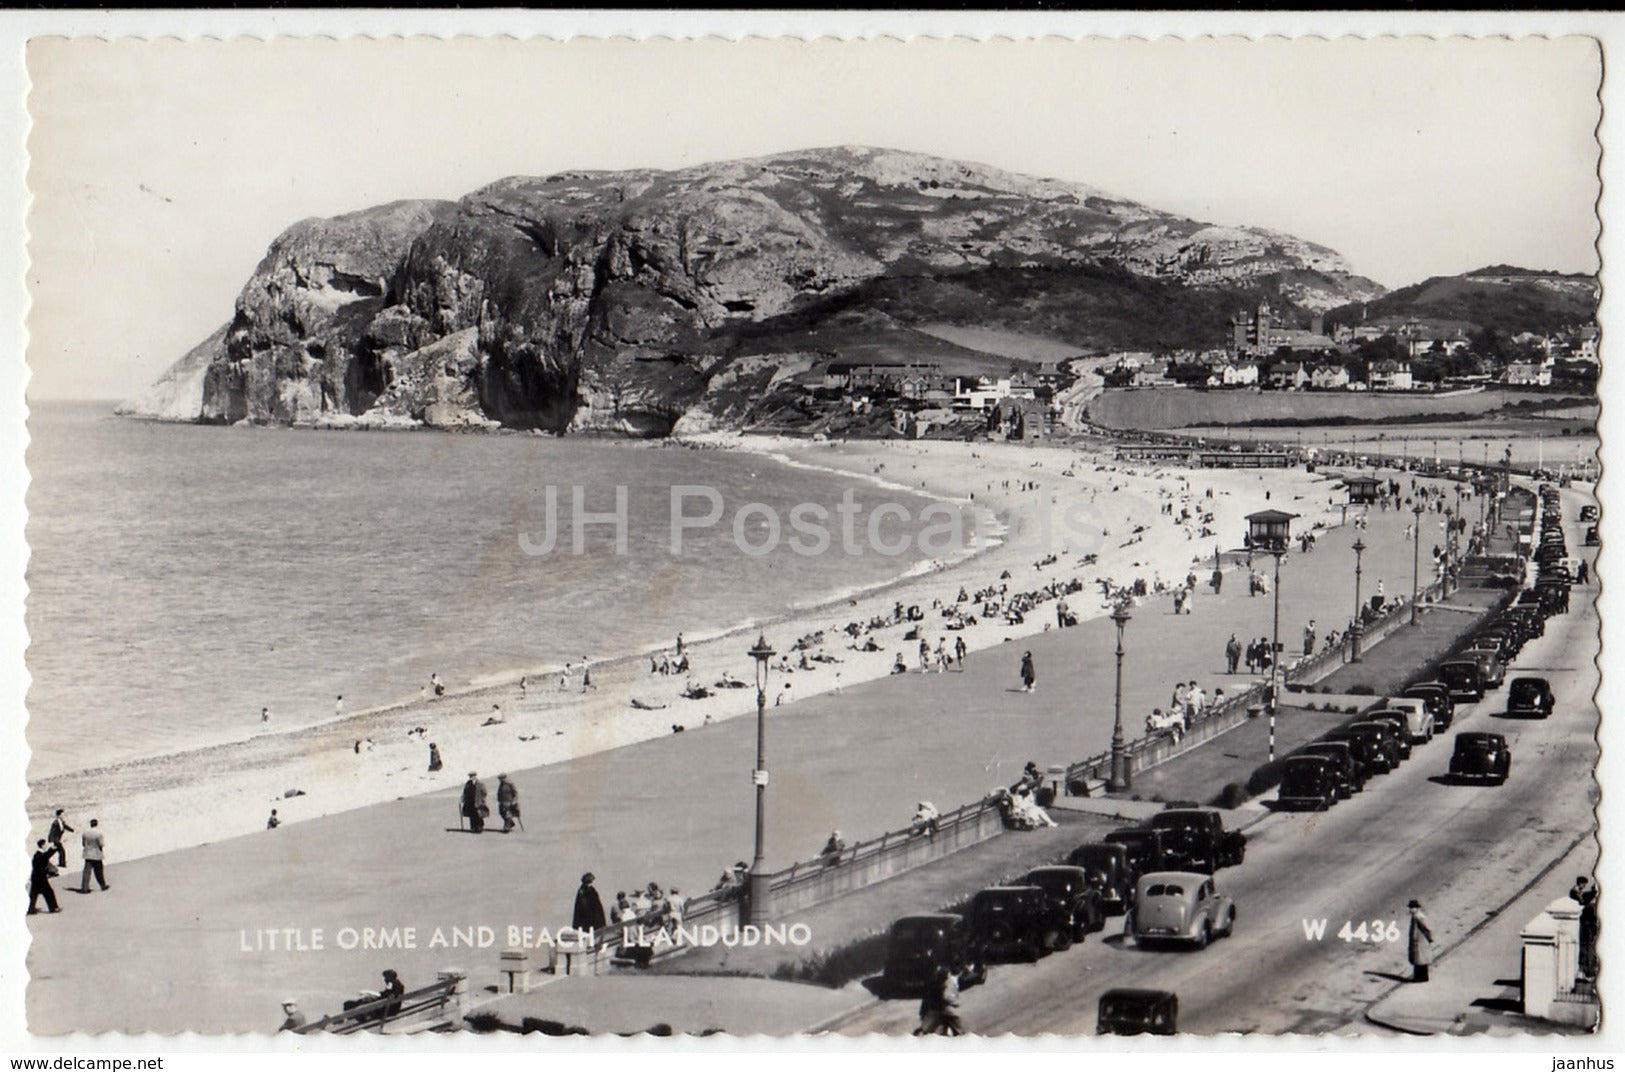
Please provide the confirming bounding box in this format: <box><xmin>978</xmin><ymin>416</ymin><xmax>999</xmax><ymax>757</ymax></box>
<box><xmin>139</xmin><ymin>146</ymin><xmax>1388</xmax><ymax>434</ymax></box>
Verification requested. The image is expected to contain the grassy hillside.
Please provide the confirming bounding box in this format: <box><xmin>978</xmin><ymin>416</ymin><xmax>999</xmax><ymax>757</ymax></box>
<box><xmin>1323</xmin><ymin>267</ymin><xmax>1597</xmax><ymax>336</ymax></box>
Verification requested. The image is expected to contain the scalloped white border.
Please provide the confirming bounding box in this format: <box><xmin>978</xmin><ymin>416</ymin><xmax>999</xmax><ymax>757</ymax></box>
<box><xmin>0</xmin><ymin>10</ymin><xmax>1620</xmax><ymax>1064</ymax></box>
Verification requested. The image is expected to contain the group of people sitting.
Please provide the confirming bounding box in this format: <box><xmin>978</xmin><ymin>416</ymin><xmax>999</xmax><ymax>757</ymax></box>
<box><xmin>991</xmin><ymin>762</ymin><xmax>1058</xmax><ymax>830</ymax></box>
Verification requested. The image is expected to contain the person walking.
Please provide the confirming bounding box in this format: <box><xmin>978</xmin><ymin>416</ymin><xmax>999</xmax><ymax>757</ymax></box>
<box><xmin>496</xmin><ymin>774</ymin><xmax>521</xmax><ymax>833</ymax></box>
<box><xmin>954</xmin><ymin>635</ymin><xmax>967</xmax><ymax>668</ymax></box>
<box><xmin>1407</xmin><ymin>898</ymin><xmax>1434</xmax><ymax>982</ymax></box>
<box><xmin>914</xmin><ymin>965</ymin><xmax>963</xmax><ymax>1036</ymax></box>
<box><xmin>28</xmin><ymin>839</ymin><xmax>60</xmax><ymax>915</ymax></box>
<box><xmin>77</xmin><ymin>819</ymin><xmax>108</xmax><ymax>893</ymax></box>
<box><xmin>47</xmin><ymin>809</ymin><xmax>73</xmax><ymax>869</ymax></box>
<box><xmin>1571</xmin><ymin>875</ymin><xmax>1600</xmax><ymax>980</ymax></box>
<box><xmin>460</xmin><ymin>772</ymin><xmax>488</xmax><ymax>834</ymax></box>
<box><xmin>1303</xmin><ymin>621</ymin><xmax>1317</xmax><ymax>657</ymax></box>
<box><xmin>427</xmin><ymin>742</ymin><xmax>443</xmax><ymax>772</ymax></box>
<box><xmin>1225</xmin><ymin>634</ymin><xmax>1242</xmax><ymax>675</ymax></box>
<box><xmin>1577</xmin><ymin>559</ymin><xmax>1590</xmax><ymax>585</ymax></box>
<box><xmin>573</xmin><ymin>872</ymin><xmax>607</xmax><ymax>933</ymax></box>
<box><xmin>1019</xmin><ymin>651</ymin><xmax>1036</xmax><ymax>693</ymax></box>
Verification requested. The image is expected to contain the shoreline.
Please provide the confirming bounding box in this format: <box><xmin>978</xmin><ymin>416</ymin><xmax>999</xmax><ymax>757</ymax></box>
<box><xmin>27</xmin><ymin>433</ymin><xmax>1346</xmax><ymax>865</ymax></box>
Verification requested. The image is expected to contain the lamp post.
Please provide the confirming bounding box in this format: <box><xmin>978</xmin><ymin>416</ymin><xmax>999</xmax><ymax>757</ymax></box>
<box><xmin>1410</xmin><ymin>502</ymin><xmax>1425</xmax><ymax>625</ymax></box>
<box><xmin>1247</xmin><ymin>509</ymin><xmax>1297</xmax><ymax>764</ymax></box>
<box><xmin>1108</xmin><ymin>600</ymin><xmax>1132</xmax><ymax>792</ymax></box>
<box><xmin>1350</xmin><ymin>536</ymin><xmax>1366</xmax><ymax>662</ymax></box>
<box><xmin>747</xmin><ymin>632</ymin><xmax>775</xmax><ymax>923</ymax></box>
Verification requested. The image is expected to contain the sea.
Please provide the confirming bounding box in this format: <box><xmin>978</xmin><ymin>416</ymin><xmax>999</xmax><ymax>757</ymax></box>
<box><xmin>24</xmin><ymin>402</ymin><xmax>944</xmax><ymax>779</ymax></box>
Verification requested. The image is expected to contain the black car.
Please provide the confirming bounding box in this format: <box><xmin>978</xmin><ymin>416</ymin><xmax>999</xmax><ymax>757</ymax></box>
<box><xmin>1066</xmin><ymin>842</ymin><xmax>1135</xmax><ymax>916</ymax></box>
<box><xmin>1506</xmin><ymin>676</ymin><xmax>1555</xmax><ymax>719</ymax></box>
<box><xmin>1580</xmin><ymin>505</ymin><xmax>1598</xmax><ymax>522</ymax></box>
<box><xmin>1104</xmin><ymin>828</ymin><xmax>1174</xmax><ymax>880</ymax></box>
<box><xmin>968</xmin><ymin>885</ymin><xmax>1061</xmax><ymax>963</ymax></box>
<box><xmin>1449</xmin><ymin>732</ymin><xmax>1511</xmax><ymax>785</ymax></box>
<box><xmin>1021</xmin><ymin>866</ymin><xmax>1107</xmax><ymax>943</ymax></box>
<box><xmin>1354</xmin><ymin>716</ymin><xmax>1411</xmax><ymax>762</ymax></box>
<box><xmin>1097</xmin><ymin>988</ymin><xmax>1178</xmax><ymax>1036</ymax></box>
<box><xmin>1586</xmin><ymin>525</ymin><xmax>1599</xmax><ymax>547</ymax></box>
<box><xmin>1402</xmin><ymin>682</ymin><xmax>1455</xmax><ymax>731</ymax></box>
<box><xmin>1438</xmin><ymin>659</ymin><xmax>1485</xmax><ymax>703</ymax></box>
<box><xmin>1325</xmin><ymin>725</ymin><xmax>1394</xmax><ymax>776</ymax></box>
<box><xmin>882</xmin><ymin>914</ymin><xmax>985</xmax><ymax>995</ymax></box>
<box><xmin>1277</xmin><ymin>755</ymin><xmax>1338</xmax><ymax>811</ymax></box>
<box><xmin>1296</xmin><ymin>740</ymin><xmax>1362</xmax><ymax>794</ymax></box>
<box><xmin>1145</xmin><ymin>808</ymin><xmax>1247</xmax><ymax>872</ymax></box>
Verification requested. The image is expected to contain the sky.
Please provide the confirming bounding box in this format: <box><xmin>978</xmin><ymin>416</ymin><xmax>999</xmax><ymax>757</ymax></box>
<box><xmin>23</xmin><ymin>34</ymin><xmax>1604</xmax><ymax>400</ymax></box>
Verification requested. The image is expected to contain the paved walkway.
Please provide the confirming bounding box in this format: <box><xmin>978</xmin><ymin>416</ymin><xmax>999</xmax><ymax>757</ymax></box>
<box><xmin>1365</xmin><ymin>834</ymin><xmax>1600</xmax><ymax>1036</ymax></box>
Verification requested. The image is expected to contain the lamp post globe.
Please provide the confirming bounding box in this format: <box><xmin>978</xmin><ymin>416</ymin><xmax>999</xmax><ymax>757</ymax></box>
<box><xmin>747</xmin><ymin>632</ymin><xmax>775</xmax><ymax>922</ymax></box>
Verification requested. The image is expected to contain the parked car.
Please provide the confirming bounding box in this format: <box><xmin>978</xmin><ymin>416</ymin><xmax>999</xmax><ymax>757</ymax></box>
<box><xmin>1355</xmin><ymin>715</ymin><xmax>1411</xmax><ymax>762</ymax></box>
<box><xmin>1586</xmin><ymin>525</ymin><xmax>1599</xmax><ymax>546</ymax></box>
<box><xmin>1449</xmin><ymin>732</ymin><xmax>1512</xmax><ymax>785</ymax></box>
<box><xmin>1276</xmin><ymin>755</ymin><xmax>1338</xmax><ymax>811</ymax></box>
<box><xmin>1506</xmin><ymin>676</ymin><xmax>1555</xmax><ymax>719</ymax></box>
<box><xmin>1131</xmin><ymin>871</ymin><xmax>1236</xmax><ymax>949</ymax></box>
<box><xmin>882</xmin><ymin>914</ymin><xmax>985</xmax><ymax>995</ymax></box>
<box><xmin>1376</xmin><ymin>697</ymin><xmax>1434</xmax><ymax>744</ymax></box>
<box><xmin>1097</xmin><ymin>989</ymin><xmax>1178</xmax><ymax>1036</ymax></box>
<box><xmin>1144</xmin><ymin>807</ymin><xmax>1247</xmax><ymax>873</ymax></box>
<box><xmin>1580</xmin><ymin>505</ymin><xmax>1598</xmax><ymax>522</ymax></box>
<box><xmin>967</xmin><ymin>885</ymin><xmax>1061</xmax><ymax>963</ymax></box>
<box><xmin>1104</xmin><ymin>827</ymin><xmax>1174</xmax><ymax>881</ymax></box>
<box><xmin>1324</xmin><ymin>725</ymin><xmax>1395</xmax><ymax>776</ymax></box>
<box><xmin>1021</xmin><ymin>866</ymin><xmax>1106</xmax><ymax>945</ymax></box>
<box><xmin>1466</xmin><ymin>648</ymin><xmax>1507</xmax><ymax>689</ymax></box>
<box><xmin>1295</xmin><ymin>740</ymin><xmax>1362</xmax><ymax>794</ymax></box>
<box><xmin>1438</xmin><ymin>659</ymin><xmax>1486</xmax><ymax>703</ymax></box>
<box><xmin>1402</xmin><ymin>682</ymin><xmax>1455</xmax><ymax>730</ymax></box>
<box><xmin>1066</xmin><ymin>843</ymin><xmax>1135</xmax><ymax>916</ymax></box>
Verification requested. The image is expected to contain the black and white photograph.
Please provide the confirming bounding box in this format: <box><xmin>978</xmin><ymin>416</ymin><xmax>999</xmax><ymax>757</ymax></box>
<box><xmin>3</xmin><ymin>17</ymin><xmax>1616</xmax><ymax>1053</ymax></box>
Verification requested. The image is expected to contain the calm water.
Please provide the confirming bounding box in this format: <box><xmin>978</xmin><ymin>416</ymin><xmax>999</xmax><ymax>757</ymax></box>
<box><xmin>25</xmin><ymin>403</ymin><xmax>939</xmax><ymax>777</ymax></box>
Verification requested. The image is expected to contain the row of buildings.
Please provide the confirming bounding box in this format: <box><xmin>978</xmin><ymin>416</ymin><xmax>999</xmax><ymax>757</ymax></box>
<box><xmin>820</xmin><ymin>361</ymin><xmax>1063</xmax><ymax>413</ymax></box>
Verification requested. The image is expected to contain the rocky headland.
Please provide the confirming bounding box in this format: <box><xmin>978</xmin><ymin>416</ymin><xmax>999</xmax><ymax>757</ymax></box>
<box><xmin>122</xmin><ymin>147</ymin><xmax>1387</xmax><ymax>434</ymax></box>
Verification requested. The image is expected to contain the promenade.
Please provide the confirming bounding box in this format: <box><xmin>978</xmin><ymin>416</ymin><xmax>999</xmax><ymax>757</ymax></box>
<box><xmin>25</xmin><ymin>472</ymin><xmax>1462</xmax><ymax>1034</ymax></box>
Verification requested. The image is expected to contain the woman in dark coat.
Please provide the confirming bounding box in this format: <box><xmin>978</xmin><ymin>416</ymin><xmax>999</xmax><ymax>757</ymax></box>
<box><xmin>1019</xmin><ymin>651</ymin><xmax>1035</xmax><ymax>693</ymax></box>
<box><xmin>573</xmin><ymin>873</ymin><xmax>607</xmax><ymax>932</ymax></box>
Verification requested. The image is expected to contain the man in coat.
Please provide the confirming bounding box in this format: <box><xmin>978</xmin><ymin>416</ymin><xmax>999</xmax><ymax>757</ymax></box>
<box><xmin>77</xmin><ymin>818</ymin><xmax>108</xmax><ymax>893</ymax></box>
<box><xmin>28</xmin><ymin>838</ymin><xmax>60</xmax><ymax>915</ymax></box>
<box><xmin>1407</xmin><ymin>898</ymin><xmax>1434</xmax><ymax>982</ymax></box>
<box><xmin>573</xmin><ymin>872</ymin><xmax>606</xmax><ymax>934</ymax></box>
<box><xmin>1571</xmin><ymin>876</ymin><xmax>1600</xmax><ymax>979</ymax></box>
<box><xmin>496</xmin><ymin>773</ymin><xmax>520</xmax><ymax>833</ymax></box>
<box><xmin>460</xmin><ymin>772</ymin><xmax>488</xmax><ymax>834</ymax></box>
<box><xmin>47</xmin><ymin>809</ymin><xmax>74</xmax><ymax>868</ymax></box>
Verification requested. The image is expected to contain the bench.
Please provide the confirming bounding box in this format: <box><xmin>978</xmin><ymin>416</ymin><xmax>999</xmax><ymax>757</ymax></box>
<box><xmin>294</xmin><ymin>972</ymin><xmax>465</xmax><ymax>1034</ymax></box>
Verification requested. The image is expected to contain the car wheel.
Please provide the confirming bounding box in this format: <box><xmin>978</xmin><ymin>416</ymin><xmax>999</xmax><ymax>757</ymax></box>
<box><xmin>1193</xmin><ymin>921</ymin><xmax>1210</xmax><ymax>950</ymax></box>
<box><xmin>1219</xmin><ymin>907</ymin><xmax>1236</xmax><ymax>938</ymax></box>
<box><xmin>1050</xmin><ymin>926</ymin><xmax>1072</xmax><ymax>953</ymax></box>
<box><xmin>1025</xmin><ymin>935</ymin><xmax>1043</xmax><ymax>962</ymax></box>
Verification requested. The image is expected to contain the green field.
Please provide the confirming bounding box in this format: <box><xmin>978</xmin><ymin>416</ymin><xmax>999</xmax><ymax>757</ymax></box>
<box><xmin>1088</xmin><ymin>386</ymin><xmax>1594</xmax><ymax>430</ymax></box>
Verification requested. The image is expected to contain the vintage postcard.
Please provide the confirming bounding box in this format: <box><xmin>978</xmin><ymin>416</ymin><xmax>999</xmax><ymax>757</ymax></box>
<box><xmin>5</xmin><ymin>18</ymin><xmax>1615</xmax><ymax>1053</ymax></box>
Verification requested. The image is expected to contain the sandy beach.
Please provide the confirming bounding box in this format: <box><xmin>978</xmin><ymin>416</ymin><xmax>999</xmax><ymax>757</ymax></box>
<box><xmin>25</xmin><ymin>434</ymin><xmax>1346</xmax><ymax>864</ymax></box>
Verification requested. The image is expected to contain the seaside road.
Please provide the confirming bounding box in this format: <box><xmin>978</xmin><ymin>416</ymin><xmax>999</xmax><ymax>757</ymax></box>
<box><xmin>23</xmin><ymin>475</ymin><xmax>1461</xmax><ymax>1034</ymax></box>
<box><xmin>826</xmin><ymin>486</ymin><xmax>1600</xmax><ymax>1037</ymax></box>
